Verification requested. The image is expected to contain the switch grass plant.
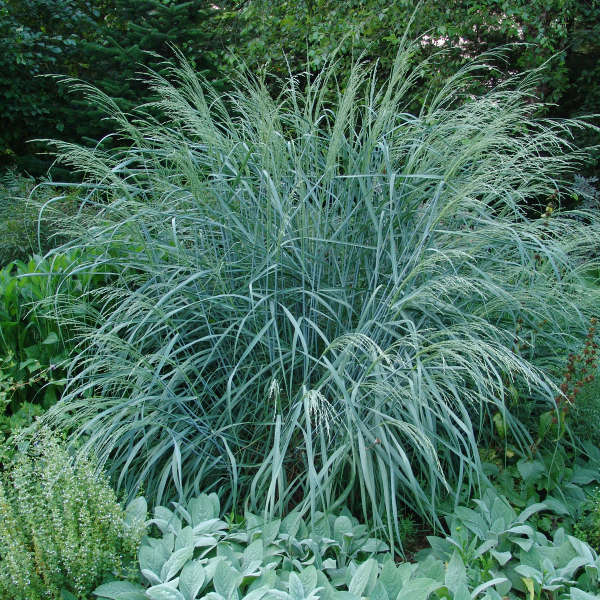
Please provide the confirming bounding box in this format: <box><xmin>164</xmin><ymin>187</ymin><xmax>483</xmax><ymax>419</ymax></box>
<box><xmin>42</xmin><ymin>42</ymin><xmax>600</xmax><ymax>548</ymax></box>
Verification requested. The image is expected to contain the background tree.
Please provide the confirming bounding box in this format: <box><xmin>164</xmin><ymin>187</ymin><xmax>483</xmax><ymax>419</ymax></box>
<box><xmin>0</xmin><ymin>0</ymin><xmax>232</xmax><ymax>176</ymax></box>
<box><xmin>232</xmin><ymin>0</ymin><xmax>600</xmax><ymax>172</ymax></box>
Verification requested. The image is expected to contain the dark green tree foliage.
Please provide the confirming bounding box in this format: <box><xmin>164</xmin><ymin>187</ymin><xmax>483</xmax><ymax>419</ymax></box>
<box><xmin>0</xmin><ymin>0</ymin><xmax>92</xmax><ymax>173</ymax></box>
<box><xmin>0</xmin><ymin>0</ymin><xmax>229</xmax><ymax>175</ymax></box>
<box><xmin>2</xmin><ymin>0</ymin><xmax>598</xmax><ymax>176</ymax></box>
<box><xmin>234</xmin><ymin>0</ymin><xmax>600</xmax><ymax>170</ymax></box>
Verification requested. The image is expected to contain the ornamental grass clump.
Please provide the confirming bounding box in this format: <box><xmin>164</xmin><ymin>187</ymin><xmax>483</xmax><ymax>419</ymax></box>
<box><xmin>42</xmin><ymin>43</ymin><xmax>600</xmax><ymax>547</ymax></box>
<box><xmin>0</xmin><ymin>430</ymin><xmax>142</xmax><ymax>600</ymax></box>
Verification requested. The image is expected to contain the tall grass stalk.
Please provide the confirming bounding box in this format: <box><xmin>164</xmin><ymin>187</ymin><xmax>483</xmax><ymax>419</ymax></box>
<box><xmin>42</xmin><ymin>44</ymin><xmax>600</xmax><ymax>547</ymax></box>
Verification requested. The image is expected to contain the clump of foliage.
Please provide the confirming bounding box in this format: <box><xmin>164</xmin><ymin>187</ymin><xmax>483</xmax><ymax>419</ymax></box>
<box><xmin>97</xmin><ymin>491</ymin><xmax>600</xmax><ymax>600</ymax></box>
<box><xmin>44</xmin><ymin>44</ymin><xmax>600</xmax><ymax>546</ymax></box>
<box><xmin>230</xmin><ymin>1</ymin><xmax>600</xmax><ymax>176</ymax></box>
<box><xmin>480</xmin><ymin>447</ymin><xmax>600</xmax><ymax>539</ymax></box>
<box><xmin>0</xmin><ymin>250</ymin><xmax>106</xmax><ymax>448</ymax></box>
<box><xmin>95</xmin><ymin>492</ymin><xmax>393</xmax><ymax>600</ymax></box>
<box><xmin>0</xmin><ymin>0</ymin><xmax>232</xmax><ymax>174</ymax></box>
<box><xmin>0</xmin><ymin>429</ymin><xmax>144</xmax><ymax>600</ymax></box>
<box><xmin>569</xmin><ymin>378</ymin><xmax>600</xmax><ymax>448</ymax></box>
<box><xmin>425</xmin><ymin>489</ymin><xmax>600</xmax><ymax>599</ymax></box>
<box><xmin>525</xmin><ymin>318</ymin><xmax>600</xmax><ymax>451</ymax></box>
<box><xmin>575</xmin><ymin>487</ymin><xmax>600</xmax><ymax>554</ymax></box>
<box><xmin>560</xmin><ymin>320</ymin><xmax>600</xmax><ymax>447</ymax></box>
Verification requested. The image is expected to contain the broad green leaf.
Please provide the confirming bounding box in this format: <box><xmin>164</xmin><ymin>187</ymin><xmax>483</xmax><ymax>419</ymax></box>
<box><xmin>395</xmin><ymin>578</ymin><xmax>442</xmax><ymax>600</ymax></box>
<box><xmin>298</xmin><ymin>566</ymin><xmax>318</xmax><ymax>595</ymax></box>
<box><xmin>146</xmin><ymin>584</ymin><xmax>186</xmax><ymax>600</ymax></box>
<box><xmin>176</xmin><ymin>527</ymin><xmax>195</xmax><ymax>551</ymax></box>
<box><xmin>289</xmin><ymin>573</ymin><xmax>305</xmax><ymax>600</ymax></box>
<box><xmin>570</xmin><ymin>588</ymin><xmax>600</xmax><ymax>600</ymax></box>
<box><xmin>571</xmin><ymin>467</ymin><xmax>600</xmax><ymax>485</ymax></box>
<box><xmin>333</xmin><ymin>517</ymin><xmax>354</xmax><ymax>542</ymax></box>
<box><xmin>193</xmin><ymin>518</ymin><xmax>228</xmax><ymax>535</ymax></box>
<box><xmin>370</xmin><ymin>581</ymin><xmax>389</xmax><ymax>600</ymax></box>
<box><xmin>473</xmin><ymin>539</ymin><xmax>497</xmax><ymax>559</ymax></box>
<box><xmin>517</xmin><ymin>503</ymin><xmax>548</xmax><ymax>523</ymax></box>
<box><xmin>348</xmin><ymin>559</ymin><xmax>377</xmax><ymax>597</ymax></box>
<box><xmin>180</xmin><ymin>560</ymin><xmax>206</xmax><ymax>600</ymax></box>
<box><xmin>426</xmin><ymin>536</ymin><xmax>453</xmax><ymax>560</ymax></box>
<box><xmin>125</xmin><ymin>496</ymin><xmax>147</xmax><ymax>526</ymax></box>
<box><xmin>515</xmin><ymin>566</ymin><xmax>542</xmax><ymax>583</ymax></box>
<box><xmin>262</xmin><ymin>520</ymin><xmax>281</xmax><ymax>544</ymax></box>
<box><xmin>414</xmin><ymin>556</ymin><xmax>443</xmax><ymax>581</ymax></box>
<box><xmin>244</xmin><ymin>587</ymin><xmax>272</xmax><ymax>600</ymax></box>
<box><xmin>568</xmin><ymin>536</ymin><xmax>595</xmax><ymax>562</ymax></box>
<box><xmin>470</xmin><ymin>578</ymin><xmax>509</xmax><ymax>599</ymax></box>
<box><xmin>361</xmin><ymin>538</ymin><xmax>388</xmax><ymax>553</ymax></box>
<box><xmin>153</xmin><ymin>506</ymin><xmax>182</xmax><ymax>535</ymax></box>
<box><xmin>93</xmin><ymin>582</ymin><xmax>147</xmax><ymax>600</ymax></box>
<box><xmin>282</xmin><ymin>511</ymin><xmax>304</xmax><ymax>539</ymax></box>
<box><xmin>379</xmin><ymin>559</ymin><xmax>406</xmax><ymax>599</ymax></box>
<box><xmin>516</xmin><ymin>460</ymin><xmax>546</xmax><ymax>484</ymax></box>
<box><xmin>444</xmin><ymin>552</ymin><xmax>466</xmax><ymax>593</ymax></box>
<box><xmin>453</xmin><ymin>584</ymin><xmax>470</xmax><ymax>600</ymax></box>
<box><xmin>42</xmin><ymin>331</ymin><xmax>59</xmax><ymax>344</ymax></box>
<box><xmin>208</xmin><ymin>493</ymin><xmax>221</xmax><ymax>519</ymax></box>
<box><xmin>490</xmin><ymin>550</ymin><xmax>511</xmax><ymax>566</ymax></box>
<box><xmin>161</xmin><ymin>546</ymin><xmax>195</xmax><ymax>582</ymax></box>
<box><xmin>140</xmin><ymin>543</ymin><xmax>170</xmax><ymax>584</ymax></box>
<box><xmin>189</xmin><ymin>495</ymin><xmax>216</xmax><ymax>525</ymax></box>
<box><xmin>243</xmin><ymin>539</ymin><xmax>264</xmax><ymax>566</ymax></box>
<box><xmin>214</xmin><ymin>560</ymin><xmax>241</xmax><ymax>600</ymax></box>
<box><xmin>333</xmin><ymin>593</ymin><xmax>359</xmax><ymax>600</ymax></box>
<box><xmin>378</xmin><ymin>560</ymin><xmax>401</xmax><ymax>599</ymax></box>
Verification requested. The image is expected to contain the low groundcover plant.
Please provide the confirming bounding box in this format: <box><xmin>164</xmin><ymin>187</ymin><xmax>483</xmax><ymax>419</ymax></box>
<box><xmin>95</xmin><ymin>491</ymin><xmax>600</xmax><ymax>600</ymax></box>
<box><xmin>41</xmin><ymin>41</ymin><xmax>600</xmax><ymax>548</ymax></box>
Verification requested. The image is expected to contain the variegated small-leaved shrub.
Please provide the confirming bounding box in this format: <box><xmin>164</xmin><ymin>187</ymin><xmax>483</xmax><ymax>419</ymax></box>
<box><xmin>0</xmin><ymin>429</ymin><xmax>144</xmax><ymax>600</ymax></box>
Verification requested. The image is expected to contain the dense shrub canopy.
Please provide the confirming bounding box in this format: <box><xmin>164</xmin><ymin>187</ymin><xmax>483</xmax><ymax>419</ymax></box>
<box><xmin>43</xmin><ymin>45</ymin><xmax>600</xmax><ymax>547</ymax></box>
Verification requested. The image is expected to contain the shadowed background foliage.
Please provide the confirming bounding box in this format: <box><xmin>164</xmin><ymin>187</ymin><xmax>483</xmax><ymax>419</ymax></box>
<box><xmin>1</xmin><ymin>0</ymin><xmax>598</xmax><ymax>177</ymax></box>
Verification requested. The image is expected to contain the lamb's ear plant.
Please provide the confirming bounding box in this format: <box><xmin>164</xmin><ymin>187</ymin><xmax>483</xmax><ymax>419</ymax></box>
<box><xmin>96</xmin><ymin>492</ymin><xmax>600</xmax><ymax>600</ymax></box>
<box><xmin>42</xmin><ymin>39</ymin><xmax>600</xmax><ymax>547</ymax></box>
<box><xmin>425</xmin><ymin>489</ymin><xmax>600</xmax><ymax>600</ymax></box>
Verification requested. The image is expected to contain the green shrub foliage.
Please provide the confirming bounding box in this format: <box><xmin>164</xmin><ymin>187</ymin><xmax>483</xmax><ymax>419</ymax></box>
<box><xmin>44</xmin><ymin>46</ymin><xmax>600</xmax><ymax>544</ymax></box>
<box><xmin>3</xmin><ymin>1</ymin><xmax>598</xmax><ymax>175</ymax></box>
<box><xmin>0</xmin><ymin>0</ymin><xmax>230</xmax><ymax>174</ymax></box>
<box><xmin>0</xmin><ymin>249</ymin><xmax>108</xmax><ymax>447</ymax></box>
<box><xmin>0</xmin><ymin>430</ymin><xmax>143</xmax><ymax>600</ymax></box>
<box><xmin>575</xmin><ymin>487</ymin><xmax>600</xmax><ymax>554</ymax></box>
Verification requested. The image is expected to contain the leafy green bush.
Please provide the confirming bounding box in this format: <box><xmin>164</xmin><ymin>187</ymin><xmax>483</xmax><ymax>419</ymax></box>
<box><xmin>0</xmin><ymin>250</ymin><xmax>108</xmax><ymax>450</ymax></box>
<box><xmin>44</xmin><ymin>46</ymin><xmax>600</xmax><ymax>544</ymax></box>
<box><xmin>0</xmin><ymin>429</ymin><xmax>143</xmax><ymax>600</ymax></box>
<box><xmin>0</xmin><ymin>0</ymin><xmax>231</xmax><ymax>175</ymax></box>
<box><xmin>481</xmin><ymin>447</ymin><xmax>600</xmax><ymax>540</ymax></box>
<box><xmin>97</xmin><ymin>491</ymin><xmax>600</xmax><ymax>600</ymax></box>
<box><xmin>575</xmin><ymin>487</ymin><xmax>600</xmax><ymax>554</ymax></box>
<box><xmin>95</xmin><ymin>492</ymin><xmax>394</xmax><ymax>600</ymax></box>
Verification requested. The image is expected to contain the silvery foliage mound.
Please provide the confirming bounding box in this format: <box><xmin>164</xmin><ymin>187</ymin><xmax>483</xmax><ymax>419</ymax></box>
<box><xmin>95</xmin><ymin>492</ymin><xmax>600</xmax><ymax>600</ymax></box>
<box><xmin>43</xmin><ymin>40</ymin><xmax>600</xmax><ymax>543</ymax></box>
